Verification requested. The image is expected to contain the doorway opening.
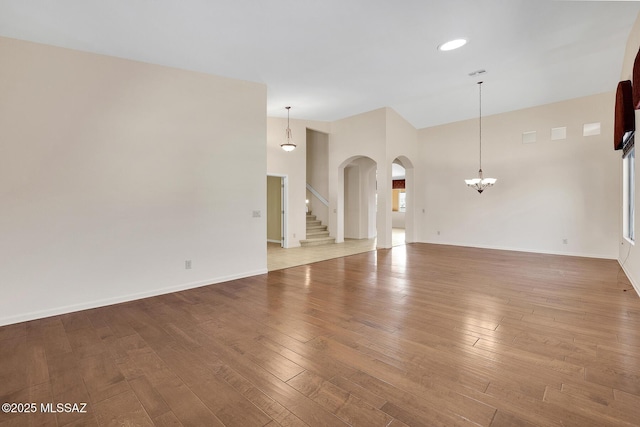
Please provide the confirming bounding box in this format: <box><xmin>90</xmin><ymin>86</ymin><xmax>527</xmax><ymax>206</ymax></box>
<box><xmin>392</xmin><ymin>160</ymin><xmax>406</xmax><ymax>246</ymax></box>
<box><xmin>391</xmin><ymin>156</ymin><xmax>415</xmax><ymax>245</ymax></box>
<box><xmin>338</xmin><ymin>156</ymin><xmax>378</xmax><ymax>244</ymax></box>
<box><xmin>266</xmin><ymin>175</ymin><xmax>287</xmax><ymax>248</ymax></box>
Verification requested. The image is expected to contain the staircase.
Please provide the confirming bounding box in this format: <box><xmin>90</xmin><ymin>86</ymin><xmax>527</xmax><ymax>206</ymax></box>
<box><xmin>300</xmin><ymin>213</ymin><xmax>335</xmax><ymax>247</ymax></box>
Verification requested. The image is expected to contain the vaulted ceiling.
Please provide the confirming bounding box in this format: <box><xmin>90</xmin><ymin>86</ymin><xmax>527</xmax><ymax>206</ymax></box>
<box><xmin>1</xmin><ymin>0</ymin><xmax>639</xmax><ymax>128</ymax></box>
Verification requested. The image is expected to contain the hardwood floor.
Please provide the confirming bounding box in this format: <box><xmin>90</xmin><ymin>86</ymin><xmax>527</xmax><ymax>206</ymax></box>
<box><xmin>1</xmin><ymin>243</ymin><xmax>640</xmax><ymax>426</ymax></box>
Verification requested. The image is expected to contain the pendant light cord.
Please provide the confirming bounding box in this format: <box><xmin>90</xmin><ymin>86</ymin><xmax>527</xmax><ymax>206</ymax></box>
<box><xmin>286</xmin><ymin>106</ymin><xmax>292</xmax><ymax>141</ymax></box>
<box><xmin>478</xmin><ymin>81</ymin><xmax>482</xmax><ymax>172</ymax></box>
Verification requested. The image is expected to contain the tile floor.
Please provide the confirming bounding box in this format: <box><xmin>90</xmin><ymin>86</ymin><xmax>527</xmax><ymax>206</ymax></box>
<box><xmin>267</xmin><ymin>228</ymin><xmax>406</xmax><ymax>271</ymax></box>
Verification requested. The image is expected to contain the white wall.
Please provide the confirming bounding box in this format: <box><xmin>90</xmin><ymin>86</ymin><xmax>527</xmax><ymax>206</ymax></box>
<box><xmin>0</xmin><ymin>37</ymin><xmax>268</xmax><ymax>326</ymax></box>
<box><xmin>417</xmin><ymin>92</ymin><xmax>620</xmax><ymax>259</ymax></box>
<box><xmin>619</xmin><ymin>12</ymin><xmax>640</xmax><ymax>295</ymax></box>
<box><xmin>344</xmin><ymin>165</ymin><xmax>361</xmax><ymax>238</ymax></box>
<box><xmin>343</xmin><ymin>158</ymin><xmax>377</xmax><ymax>239</ymax></box>
<box><xmin>392</xmin><ymin>211</ymin><xmax>406</xmax><ymax>229</ymax></box>
<box><xmin>267</xmin><ymin>117</ymin><xmax>330</xmax><ymax>247</ymax></box>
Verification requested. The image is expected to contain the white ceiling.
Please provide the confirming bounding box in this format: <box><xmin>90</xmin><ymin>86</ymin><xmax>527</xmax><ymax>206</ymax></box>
<box><xmin>1</xmin><ymin>1</ymin><xmax>639</xmax><ymax>129</ymax></box>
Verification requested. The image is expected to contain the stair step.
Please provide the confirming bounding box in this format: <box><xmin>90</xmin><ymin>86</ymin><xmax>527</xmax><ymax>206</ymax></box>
<box><xmin>306</xmin><ymin>225</ymin><xmax>327</xmax><ymax>232</ymax></box>
<box><xmin>302</xmin><ymin>212</ymin><xmax>331</xmax><ymax>246</ymax></box>
<box><xmin>306</xmin><ymin>230</ymin><xmax>330</xmax><ymax>238</ymax></box>
<box><xmin>300</xmin><ymin>236</ymin><xmax>336</xmax><ymax>247</ymax></box>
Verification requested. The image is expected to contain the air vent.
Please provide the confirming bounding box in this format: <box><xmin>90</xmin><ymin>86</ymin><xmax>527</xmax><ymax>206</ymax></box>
<box><xmin>468</xmin><ymin>69</ymin><xmax>487</xmax><ymax>77</ymax></box>
<box><xmin>551</xmin><ymin>127</ymin><xmax>567</xmax><ymax>141</ymax></box>
<box><xmin>522</xmin><ymin>131</ymin><xmax>537</xmax><ymax>144</ymax></box>
<box><xmin>583</xmin><ymin>122</ymin><xmax>601</xmax><ymax>136</ymax></box>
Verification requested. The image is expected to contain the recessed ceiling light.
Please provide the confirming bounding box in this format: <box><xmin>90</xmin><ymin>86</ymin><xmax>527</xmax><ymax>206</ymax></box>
<box><xmin>438</xmin><ymin>39</ymin><xmax>467</xmax><ymax>51</ymax></box>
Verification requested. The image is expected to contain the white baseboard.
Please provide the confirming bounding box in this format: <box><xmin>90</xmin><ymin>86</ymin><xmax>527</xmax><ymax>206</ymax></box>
<box><xmin>0</xmin><ymin>268</ymin><xmax>268</xmax><ymax>327</ymax></box>
<box><xmin>419</xmin><ymin>240</ymin><xmax>616</xmax><ymax>260</ymax></box>
<box><xmin>619</xmin><ymin>261</ymin><xmax>640</xmax><ymax>297</ymax></box>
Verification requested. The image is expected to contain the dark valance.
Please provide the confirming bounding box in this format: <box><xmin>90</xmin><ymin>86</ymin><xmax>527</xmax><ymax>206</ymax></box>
<box><xmin>392</xmin><ymin>179</ymin><xmax>405</xmax><ymax>189</ymax></box>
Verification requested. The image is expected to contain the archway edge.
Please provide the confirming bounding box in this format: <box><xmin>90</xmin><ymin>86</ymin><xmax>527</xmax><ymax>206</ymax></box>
<box><xmin>338</xmin><ymin>154</ymin><xmax>377</xmax><ymax>170</ymax></box>
<box><xmin>393</xmin><ymin>155</ymin><xmax>414</xmax><ymax>169</ymax></box>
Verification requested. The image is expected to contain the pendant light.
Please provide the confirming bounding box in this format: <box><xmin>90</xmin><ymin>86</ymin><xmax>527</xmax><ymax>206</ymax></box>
<box><xmin>281</xmin><ymin>106</ymin><xmax>296</xmax><ymax>152</ymax></box>
<box><xmin>465</xmin><ymin>81</ymin><xmax>496</xmax><ymax>193</ymax></box>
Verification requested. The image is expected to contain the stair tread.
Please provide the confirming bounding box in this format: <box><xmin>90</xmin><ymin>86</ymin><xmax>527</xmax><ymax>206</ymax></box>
<box><xmin>300</xmin><ymin>234</ymin><xmax>335</xmax><ymax>246</ymax></box>
<box><xmin>300</xmin><ymin>236</ymin><xmax>335</xmax><ymax>242</ymax></box>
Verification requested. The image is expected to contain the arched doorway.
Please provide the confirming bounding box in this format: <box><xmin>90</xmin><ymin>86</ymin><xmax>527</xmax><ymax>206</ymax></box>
<box><xmin>391</xmin><ymin>156</ymin><xmax>415</xmax><ymax>244</ymax></box>
<box><xmin>336</xmin><ymin>156</ymin><xmax>378</xmax><ymax>244</ymax></box>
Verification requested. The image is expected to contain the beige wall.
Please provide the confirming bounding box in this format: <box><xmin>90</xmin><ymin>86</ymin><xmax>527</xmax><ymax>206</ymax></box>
<box><xmin>417</xmin><ymin>92</ymin><xmax>619</xmax><ymax>258</ymax></box>
<box><xmin>0</xmin><ymin>37</ymin><xmax>268</xmax><ymax>326</ymax></box>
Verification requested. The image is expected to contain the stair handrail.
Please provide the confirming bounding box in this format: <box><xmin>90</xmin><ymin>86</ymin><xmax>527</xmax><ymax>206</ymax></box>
<box><xmin>306</xmin><ymin>183</ymin><xmax>329</xmax><ymax>207</ymax></box>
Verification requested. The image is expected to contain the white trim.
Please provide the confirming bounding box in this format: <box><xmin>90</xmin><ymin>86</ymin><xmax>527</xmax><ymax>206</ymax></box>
<box><xmin>0</xmin><ymin>269</ymin><xmax>267</xmax><ymax>327</ymax></box>
<box><xmin>282</xmin><ymin>176</ymin><xmax>288</xmax><ymax>248</ymax></box>
<box><xmin>267</xmin><ymin>173</ymin><xmax>288</xmax><ymax>248</ymax></box>
<box><xmin>267</xmin><ymin>239</ymin><xmax>281</xmax><ymax>244</ymax></box>
<box><xmin>307</xmin><ymin>183</ymin><xmax>329</xmax><ymax>207</ymax></box>
<box><xmin>623</xmin><ymin>148</ymin><xmax>635</xmax><ymax>242</ymax></box>
<box><xmin>620</xmin><ymin>261</ymin><xmax>640</xmax><ymax>297</ymax></box>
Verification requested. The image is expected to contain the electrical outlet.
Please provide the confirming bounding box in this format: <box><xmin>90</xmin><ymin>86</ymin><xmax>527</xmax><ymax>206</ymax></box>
<box><xmin>562</xmin><ymin>239</ymin><xmax>568</xmax><ymax>245</ymax></box>
<box><xmin>293</xmin><ymin>233</ymin><xmax>296</xmax><ymax>238</ymax></box>
<box><xmin>185</xmin><ymin>260</ymin><xmax>192</xmax><ymax>269</ymax></box>
<box><xmin>437</xmin><ymin>231</ymin><xmax>441</xmax><ymax>235</ymax></box>
<box><xmin>252</xmin><ymin>210</ymin><xmax>261</xmax><ymax>218</ymax></box>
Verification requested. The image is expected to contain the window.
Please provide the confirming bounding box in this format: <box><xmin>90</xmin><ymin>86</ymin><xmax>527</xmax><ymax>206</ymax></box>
<box><xmin>398</xmin><ymin>192</ymin><xmax>406</xmax><ymax>213</ymax></box>
<box><xmin>624</xmin><ymin>146</ymin><xmax>635</xmax><ymax>243</ymax></box>
<box><xmin>392</xmin><ymin>189</ymin><xmax>406</xmax><ymax>212</ymax></box>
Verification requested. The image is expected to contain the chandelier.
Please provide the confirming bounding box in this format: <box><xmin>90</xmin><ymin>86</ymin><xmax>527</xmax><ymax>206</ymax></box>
<box><xmin>465</xmin><ymin>81</ymin><xmax>496</xmax><ymax>193</ymax></box>
<box><xmin>280</xmin><ymin>106</ymin><xmax>296</xmax><ymax>152</ymax></box>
